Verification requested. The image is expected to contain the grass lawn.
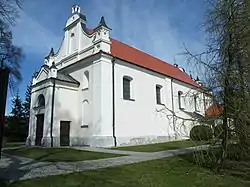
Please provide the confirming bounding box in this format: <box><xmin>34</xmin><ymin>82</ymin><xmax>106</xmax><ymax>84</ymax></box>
<box><xmin>112</xmin><ymin>139</ymin><xmax>210</xmax><ymax>152</ymax></box>
<box><xmin>8</xmin><ymin>153</ymin><xmax>249</xmax><ymax>187</ymax></box>
<box><xmin>3</xmin><ymin>142</ymin><xmax>25</xmax><ymax>148</ymax></box>
<box><xmin>4</xmin><ymin>147</ymin><xmax>124</xmax><ymax>162</ymax></box>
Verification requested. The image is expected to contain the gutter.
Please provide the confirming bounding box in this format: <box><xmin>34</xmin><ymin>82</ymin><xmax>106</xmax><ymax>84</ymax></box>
<box><xmin>112</xmin><ymin>57</ymin><xmax>117</xmax><ymax>147</ymax></box>
<box><xmin>170</xmin><ymin>78</ymin><xmax>176</xmax><ymax>139</ymax></box>
<box><xmin>50</xmin><ymin>79</ymin><xmax>56</xmax><ymax>147</ymax></box>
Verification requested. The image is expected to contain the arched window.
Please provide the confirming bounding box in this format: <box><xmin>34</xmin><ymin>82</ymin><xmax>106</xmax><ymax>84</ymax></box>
<box><xmin>82</xmin><ymin>70</ymin><xmax>89</xmax><ymax>90</ymax></box>
<box><xmin>156</xmin><ymin>85</ymin><xmax>162</xmax><ymax>104</ymax></box>
<box><xmin>178</xmin><ymin>91</ymin><xmax>184</xmax><ymax>109</ymax></box>
<box><xmin>37</xmin><ymin>94</ymin><xmax>45</xmax><ymax>107</ymax></box>
<box><xmin>123</xmin><ymin>76</ymin><xmax>133</xmax><ymax>100</ymax></box>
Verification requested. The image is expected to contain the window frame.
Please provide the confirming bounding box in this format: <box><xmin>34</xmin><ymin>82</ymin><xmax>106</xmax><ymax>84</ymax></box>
<box><xmin>123</xmin><ymin>76</ymin><xmax>134</xmax><ymax>101</ymax></box>
<box><xmin>37</xmin><ymin>94</ymin><xmax>45</xmax><ymax>108</ymax></box>
<box><xmin>156</xmin><ymin>84</ymin><xmax>163</xmax><ymax>105</ymax></box>
<box><xmin>178</xmin><ymin>91</ymin><xmax>184</xmax><ymax>110</ymax></box>
<box><xmin>194</xmin><ymin>94</ymin><xmax>200</xmax><ymax>112</ymax></box>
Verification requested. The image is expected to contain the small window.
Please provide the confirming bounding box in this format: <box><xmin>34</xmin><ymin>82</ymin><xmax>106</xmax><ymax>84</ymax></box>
<box><xmin>156</xmin><ymin>85</ymin><xmax>162</xmax><ymax>104</ymax></box>
<box><xmin>178</xmin><ymin>91</ymin><xmax>184</xmax><ymax>109</ymax></box>
<box><xmin>194</xmin><ymin>95</ymin><xmax>198</xmax><ymax>111</ymax></box>
<box><xmin>123</xmin><ymin>76</ymin><xmax>132</xmax><ymax>100</ymax></box>
<box><xmin>37</xmin><ymin>94</ymin><xmax>45</xmax><ymax>107</ymax></box>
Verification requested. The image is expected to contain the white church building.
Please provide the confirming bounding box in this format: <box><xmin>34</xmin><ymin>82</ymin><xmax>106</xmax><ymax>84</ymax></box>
<box><xmin>26</xmin><ymin>5</ymin><xmax>211</xmax><ymax>147</ymax></box>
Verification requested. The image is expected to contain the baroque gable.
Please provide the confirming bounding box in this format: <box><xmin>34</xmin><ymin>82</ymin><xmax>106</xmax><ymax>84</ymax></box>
<box><xmin>44</xmin><ymin>4</ymin><xmax>111</xmax><ymax>70</ymax></box>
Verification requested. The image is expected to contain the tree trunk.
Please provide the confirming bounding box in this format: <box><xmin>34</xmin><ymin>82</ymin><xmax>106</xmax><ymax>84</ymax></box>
<box><xmin>0</xmin><ymin>68</ymin><xmax>9</xmax><ymax>159</ymax></box>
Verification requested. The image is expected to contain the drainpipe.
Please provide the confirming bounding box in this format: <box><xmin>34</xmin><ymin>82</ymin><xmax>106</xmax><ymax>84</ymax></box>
<box><xmin>112</xmin><ymin>57</ymin><xmax>117</xmax><ymax>147</ymax></box>
<box><xmin>170</xmin><ymin>78</ymin><xmax>176</xmax><ymax>139</ymax></box>
<box><xmin>50</xmin><ymin>79</ymin><xmax>56</xmax><ymax>147</ymax></box>
<box><xmin>203</xmin><ymin>91</ymin><xmax>206</xmax><ymax>116</ymax></box>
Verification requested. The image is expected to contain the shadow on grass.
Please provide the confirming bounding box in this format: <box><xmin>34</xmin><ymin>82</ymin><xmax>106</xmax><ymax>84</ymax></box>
<box><xmin>178</xmin><ymin>144</ymin><xmax>250</xmax><ymax>183</ymax></box>
<box><xmin>0</xmin><ymin>147</ymin><xmax>68</xmax><ymax>185</ymax></box>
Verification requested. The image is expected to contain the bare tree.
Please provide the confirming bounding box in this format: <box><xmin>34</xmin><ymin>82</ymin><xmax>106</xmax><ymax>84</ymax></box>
<box><xmin>0</xmin><ymin>0</ymin><xmax>23</xmax><ymax>158</ymax></box>
<box><xmin>0</xmin><ymin>0</ymin><xmax>23</xmax><ymax>90</ymax></box>
<box><xmin>0</xmin><ymin>20</ymin><xmax>23</xmax><ymax>91</ymax></box>
<box><xmin>184</xmin><ymin>0</ymin><xmax>250</xmax><ymax>170</ymax></box>
<box><xmin>0</xmin><ymin>0</ymin><xmax>23</xmax><ymax>25</ymax></box>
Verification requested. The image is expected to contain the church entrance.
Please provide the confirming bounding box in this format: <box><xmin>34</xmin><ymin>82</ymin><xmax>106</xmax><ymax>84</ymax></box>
<box><xmin>60</xmin><ymin>121</ymin><xmax>70</xmax><ymax>146</ymax></box>
<box><xmin>35</xmin><ymin>114</ymin><xmax>44</xmax><ymax>146</ymax></box>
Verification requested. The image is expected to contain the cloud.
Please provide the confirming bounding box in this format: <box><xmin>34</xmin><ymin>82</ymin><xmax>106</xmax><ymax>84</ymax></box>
<box><xmin>87</xmin><ymin>0</ymin><xmax>206</xmax><ymax>74</ymax></box>
<box><xmin>11</xmin><ymin>10</ymin><xmax>61</xmax><ymax>56</ymax></box>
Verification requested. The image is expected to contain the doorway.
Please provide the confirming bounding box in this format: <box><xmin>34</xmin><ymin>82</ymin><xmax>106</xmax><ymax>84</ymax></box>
<box><xmin>35</xmin><ymin>114</ymin><xmax>44</xmax><ymax>146</ymax></box>
<box><xmin>60</xmin><ymin>121</ymin><xmax>70</xmax><ymax>146</ymax></box>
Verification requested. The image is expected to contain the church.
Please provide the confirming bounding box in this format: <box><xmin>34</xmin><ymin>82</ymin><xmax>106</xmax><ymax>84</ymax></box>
<box><xmin>26</xmin><ymin>5</ymin><xmax>211</xmax><ymax>148</ymax></box>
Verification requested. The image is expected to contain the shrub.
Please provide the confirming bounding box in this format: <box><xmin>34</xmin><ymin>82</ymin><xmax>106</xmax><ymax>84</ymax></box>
<box><xmin>190</xmin><ymin>125</ymin><xmax>213</xmax><ymax>141</ymax></box>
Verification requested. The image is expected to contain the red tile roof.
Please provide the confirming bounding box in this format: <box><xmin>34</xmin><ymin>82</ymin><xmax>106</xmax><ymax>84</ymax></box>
<box><xmin>86</xmin><ymin>28</ymin><xmax>199</xmax><ymax>87</ymax></box>
<box><xmin>205</xmin><ymin>104</ymin><xmax>223</xmax><ymax>118</ymax></box>
<box><xmin>110</xmin><ymin>38</ymin><xmax>199</xmax><ymax>87</ymax></box>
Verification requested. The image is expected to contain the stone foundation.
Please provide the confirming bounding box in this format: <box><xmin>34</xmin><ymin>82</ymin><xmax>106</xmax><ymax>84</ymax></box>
<box><xmin>26</xmin><ymin>136</ymin><xmax>60</xmax><ymax>147</ymax></box>
<box><xmin>70</xmin><ymin>136</ymin><xmax>114</xmax><ymax>147</ymax></box>
<box><xmin>26</xmin><ymin>134</ymin><xmax>188</xmax><ymax>148</ymax></box>
<box><xmin>115</xmin><ymin>135</ymin><xmax>177</xmax><ymax>147</ymax></box>
<box><xmin>26</xmin><ymin>136</ymin><xmax>35</xmax><ymax>146</ymax></box>
<box><xmin>42</xmin><ymin>137</ymin><xmax>60</xmax><ymax>147</ymax></box>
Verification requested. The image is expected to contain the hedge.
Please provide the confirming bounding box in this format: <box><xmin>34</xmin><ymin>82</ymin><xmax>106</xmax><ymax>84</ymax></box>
<box><xmin>190</xmin><ymin>125</ymin><xmax>213</xmax><ymax>141</ymax></box>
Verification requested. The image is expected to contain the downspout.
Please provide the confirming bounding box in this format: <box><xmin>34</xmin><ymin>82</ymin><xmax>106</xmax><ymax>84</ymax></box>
<box><xmin>203</xmin><ymin>92</ymin><xmax>206</xmax><ymax>116</ymax></box>
<box><xmin>50</xmin><ymin>79</ymin><xmax>56</xmax><ymax>147</ymax></box>
<box><xmin>112</xmin><ymin>57</ymin><xmax>117</xmax><ymax>147</ymax></box>
<box><xmin>170</xmin><ymin>78</ymin><xmax>176</xmax><ymax>139</ymax></box>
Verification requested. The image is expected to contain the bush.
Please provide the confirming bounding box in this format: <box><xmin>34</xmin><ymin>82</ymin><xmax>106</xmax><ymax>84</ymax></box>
<box><xmin>190</xmin><ymin>125</ymin><xmax>213</xmax><ymax>141</ymax></box>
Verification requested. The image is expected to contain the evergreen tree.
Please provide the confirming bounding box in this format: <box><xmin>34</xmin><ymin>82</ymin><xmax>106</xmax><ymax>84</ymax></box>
<box><xmin>23</xmin><ymin>72</ymin><xmax>37</xmax><ymax>125</ymax></box>
<box><xmin>7</xmin><ymin>91</ymin><xmax>27</xmax><ymax>141</ymax></box>
<box><xmin>23</xmin><ymin>80</ymin><xmax>32</xmax><ymax>124</ymax></box>
<box><xmin>10</xmin><ymin>91</ymin><xmax>24</xmax><ymax>118</ymax></box>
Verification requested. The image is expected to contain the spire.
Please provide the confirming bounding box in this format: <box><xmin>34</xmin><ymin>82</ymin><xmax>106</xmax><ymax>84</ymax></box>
<box><xmin>49</xmin><ymin>47</ymin><xmax>54</xmax><ymax>56</ymax></box>
<box><xmin>195</xmin><ymin>76</ymin><xmax>200</xmax><ymax>82</ymax></box>
<box><xmin>98</xmin><ymin>16</ymin><xmax>108</xmax><ymax>28</ymax></box>
<box><xmin>189</xmin><ymin>71</ymin><xmax>192</xmax><ymax>79</ymax></box>
<box><xmin>94</xmin><ymin>16</ymin><xmax>111</xmax><ymax>31</ymax></box>
<box><xmin>45</xmin><ymin>47</ymin><xmax>54</xmax><ymax>60</ymax></box>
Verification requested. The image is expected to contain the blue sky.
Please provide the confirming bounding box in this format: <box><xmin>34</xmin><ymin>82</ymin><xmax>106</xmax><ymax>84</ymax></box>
<box><xmin>6</xmin><ymin>0</ymin><xmax>207</xmax><ymax>113</ymax></box>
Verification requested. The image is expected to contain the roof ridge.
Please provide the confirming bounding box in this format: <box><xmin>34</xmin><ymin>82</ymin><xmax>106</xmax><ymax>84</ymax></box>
<box><xmin>110</xmin><ymin>38</ymin><xmax>178</xmax><ymax>69</ymax></box>
<box><xmin>82</xmin><ymin>28</ymin><xmax>198</xmax><ymax>87</ymax></box>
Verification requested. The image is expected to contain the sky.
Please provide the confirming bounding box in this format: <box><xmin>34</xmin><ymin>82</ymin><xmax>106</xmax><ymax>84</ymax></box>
<box><xmin>6</xmin><ymin>0</ymin><xmax>207</xmax><ymax>113</ymax></box>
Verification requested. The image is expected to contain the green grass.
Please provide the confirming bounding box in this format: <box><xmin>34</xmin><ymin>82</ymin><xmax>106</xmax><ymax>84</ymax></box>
<box><xmin>4</xmin><ymin>147</ymin><xmax>124</xmax><ymax>162</ymax></box>
<box><xmin>112</xmin><ymin>140</ymin><xmax>210</xmax><ymax>152</ymax></box>
<box><xmin>8</xmin><ymin>154</ymin><xmax>249</xmax><ymax>187</ymax></box>
<box><xmin>3</xmin><ymin>143</ymin><xmax>25</xmax><ymax>148</ymax></box>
